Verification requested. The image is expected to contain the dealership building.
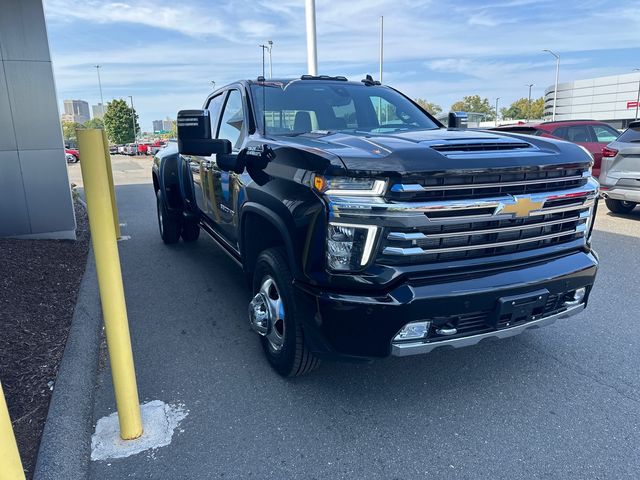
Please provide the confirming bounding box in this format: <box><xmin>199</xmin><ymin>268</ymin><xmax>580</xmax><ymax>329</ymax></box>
<box><xmin>545</xmin><ymin>72</ymin><xmax>640</xmax><ymax>129</ymax></box>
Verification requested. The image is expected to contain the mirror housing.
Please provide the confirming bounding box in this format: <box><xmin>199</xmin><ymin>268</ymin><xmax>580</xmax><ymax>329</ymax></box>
<box><xmin>177</xmin><ymin>109</ymin><xmax>232</xmax><ymax>156</ymax></box>
<box><xmin>448</xmin><ymin>111</ymin><xmax>468</xmax><ymax>129</ymax></box>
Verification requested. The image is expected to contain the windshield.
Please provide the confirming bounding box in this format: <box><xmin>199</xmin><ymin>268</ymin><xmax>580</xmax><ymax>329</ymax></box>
<box><xmin>250</xmin><ymin>80</ymin><xmax>439</xmax><ymax>136</ymax></box>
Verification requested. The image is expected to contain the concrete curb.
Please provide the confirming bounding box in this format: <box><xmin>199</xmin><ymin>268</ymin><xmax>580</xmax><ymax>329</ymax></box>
<box><xmin>33</xmin><ymin>249</ymin><xmax>102</xmax><ymax>480</ymax></box>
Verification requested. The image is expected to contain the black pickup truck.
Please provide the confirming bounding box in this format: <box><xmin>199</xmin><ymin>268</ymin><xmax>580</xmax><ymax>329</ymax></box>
<box><xmin>152</xmin><ymin>75</ymin><xmax>599</xmax><ymax>376</ymax></box>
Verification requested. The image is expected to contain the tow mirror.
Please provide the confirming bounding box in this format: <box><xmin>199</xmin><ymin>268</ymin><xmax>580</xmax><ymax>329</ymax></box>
<box><xmin>177</xmin><ymin>110</ymin><xmax>231</xmax><ymax>156</ymax></box>
<box><xmin>448</xmin><ymin>111</ymin><xmax>468</xmax><ymax>129</ymax></box>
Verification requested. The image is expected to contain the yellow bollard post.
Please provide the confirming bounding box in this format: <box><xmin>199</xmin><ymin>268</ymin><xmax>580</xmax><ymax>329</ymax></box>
<box><xmin>100</xmin><ymin>129</ymin><xmax>121</xmax><ymax>238</ymax></box>
<box><xmin>0</xmin><ymin>382</ymin><xmax>25</xmax><ymax>480</ymax></box>
<box><xmin>77</xmin><ymin>129</ymin><xmax>143</xmax><ymax>440</ymax></box>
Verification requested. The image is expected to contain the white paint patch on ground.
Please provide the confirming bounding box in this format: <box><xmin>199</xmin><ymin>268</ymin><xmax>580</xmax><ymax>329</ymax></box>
<box><xmin>91</xmin><ymin>400</ymin><xmax>188</xmax><ymax>461</ymax></box>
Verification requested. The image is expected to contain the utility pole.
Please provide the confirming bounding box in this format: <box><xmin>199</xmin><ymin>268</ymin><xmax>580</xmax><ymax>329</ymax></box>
<box><xmin>543</xmin><ymin>49</ymin><xmax>560</xmax><ymax>121</ymax></box>
<box><xmin>305</xmin><ymin>0</ymin><xmax>317</xmax><ymax>75</ymax></box>
<box><xmin>526</xmin><ymin>84</ymin><xmax>533</xmax><ymax>122</ymax></box>
<box><xmin>495</xmin><ymin>97</ymin><xmax>500</xmax><ymax>126</ymax></box>
<box><xmin>634</xmin><ymin>69</ymin><xmax>640</xmax><ymax>121</ymax></box>
<box><xmin>128</xmin><ymin>95</ymin><xmax>136</xmax><ymax>143</ymax></box>
<box><xmin>95</xmin><ymin>65</ymin><xmax>105</xmax><ymax>117</ymax></box>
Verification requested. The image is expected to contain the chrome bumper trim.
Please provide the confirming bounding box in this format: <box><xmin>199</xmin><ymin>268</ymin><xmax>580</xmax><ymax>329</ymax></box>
<box><xmin>390</xmin><ymin>304</ymin><xmax>585</xmax><ymax>356</ymax></box>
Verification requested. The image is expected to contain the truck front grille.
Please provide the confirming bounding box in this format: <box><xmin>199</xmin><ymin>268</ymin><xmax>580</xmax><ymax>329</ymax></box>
<box><xmin>380</xmin><ymin>203</ymin><xmax>590</xmax><ymax>265</ymax></box>
<box><xmin>389</xmin><ymin>167</ymin><xmax>589</xmax><ymax>201</ymax></box>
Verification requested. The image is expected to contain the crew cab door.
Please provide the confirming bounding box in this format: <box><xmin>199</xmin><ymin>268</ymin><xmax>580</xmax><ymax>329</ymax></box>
<box><xmin>205</xmin><ymin>88</ymin><xmax>248</xmax><ymax>244</ymax></box>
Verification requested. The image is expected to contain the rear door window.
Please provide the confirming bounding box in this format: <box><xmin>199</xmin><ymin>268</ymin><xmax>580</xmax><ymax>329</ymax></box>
<box><xmin>591</xmin><ymin>125</ymin><xmax>619</xmax><ymax>143</ymax></box>
<box><xmin>553</xmin><ymin>126</ymin><xmax>591</xmax><ymax>143</ymax></box>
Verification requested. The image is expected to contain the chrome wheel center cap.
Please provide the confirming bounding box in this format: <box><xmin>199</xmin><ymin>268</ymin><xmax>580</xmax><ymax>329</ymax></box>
<box><xmin>248</xmin><ymin>292</ymin><xmax>271</xmax><ymax>336</ymax></box>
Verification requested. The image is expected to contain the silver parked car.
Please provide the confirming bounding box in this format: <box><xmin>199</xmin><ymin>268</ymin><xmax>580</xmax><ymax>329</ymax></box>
<box><xmin>600</xmin><ymin>121</ymin><xmax>640</xmax><ymax>214</ymax></box>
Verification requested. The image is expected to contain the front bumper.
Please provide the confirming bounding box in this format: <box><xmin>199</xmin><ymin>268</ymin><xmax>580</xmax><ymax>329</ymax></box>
<box><xmin>295</xmin><ymin>250</ymin><xmax>597</xmax><ymax>360</ymax></box>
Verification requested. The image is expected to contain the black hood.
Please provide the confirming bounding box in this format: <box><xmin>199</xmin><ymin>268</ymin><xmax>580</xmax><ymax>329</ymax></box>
<box><xmin>271</xmin><ymin>128</ymin><xmax>591</xmax><ymax>176</ymax></box>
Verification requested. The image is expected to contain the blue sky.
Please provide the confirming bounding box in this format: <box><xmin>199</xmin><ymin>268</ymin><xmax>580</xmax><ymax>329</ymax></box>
<box><xmin>43</xmin><ymin>0</ymin><xmax>640</xmax><ymax>132</ymax></box>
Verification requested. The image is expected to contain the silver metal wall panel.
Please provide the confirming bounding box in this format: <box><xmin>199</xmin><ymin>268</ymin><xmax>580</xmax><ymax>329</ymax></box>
<box><xmin>19</xmin><ymin>148</ymin><xmax>75</xmax><ymax>235</ymax></box>
<box><xmin>0</xmin><ymin>151</ymin><xmax>30</xmax><ymax>236</ymax></box>
<box><xmin>0</xmin><ymin>0</ymin><xmax>51</xmax><ymax>61</ymax></box>
<box><xmin>0</xmin><ymin>60</ymin><xmax>17</xmax><ymax>151</ymax></box>
<box><xmin>5</xmin><ymin>60</ymin><xmax>64</xmax><ymax>151</ymax></box>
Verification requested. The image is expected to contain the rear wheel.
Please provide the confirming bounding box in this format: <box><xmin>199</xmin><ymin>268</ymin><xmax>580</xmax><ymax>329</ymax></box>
<box><xmin>251</xmin><ymin>248</ymin><xmax>320</xmax><ymax>377</ymax></box>
<box><xmin>156</xmin><ymin>190</ymin><xmax>181</xmax><ymax>244</ymax></box>
<box><xmin>605</xmin><ymin>198</ymin><xmax>637</xmax><ymax>214</ymax></box>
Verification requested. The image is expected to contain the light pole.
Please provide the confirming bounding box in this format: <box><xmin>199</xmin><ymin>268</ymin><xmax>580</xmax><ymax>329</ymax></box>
<box><xmin>268</xmin><ymin>40</ymin><xmax>273</xmax><ymax>78</ymax></box>
<box><xmin>526</xmin><ymin>84</ymin><xmax>533</xmax><ymax>122</ymax></box>
<box><xmin>495</xmin><ymin>97</ymin><xmax>500</xmax><ymax>126</ymax></box>
<box><xmin>259</xmin><ymin>44</ymin><xmax>266</xmax><ymax>77</ymax></box>
<box><xmin>379</xmin><ymin>16</ymin><xmax>384</xmax><ymax>84</ymax></box>
<box><xmin>543</xmin><ymin>49</ymin><xmax>560</xmax><ymax>121</ymax></box>
<box><xmin>305</xmin><ymin>0</ymin><xmax>317</xmax><ymax>75</ymax></box>
<box><xmin>128</xmin><ymin>95</ymin><xmax>136</xmax><ymax>143</ymax></box>
<box><xmin>95</xmin><ymin>65</ymin><xmax>105</xmax><ymax>117</ymax></box>
<box><xmin>633</xmin><ymin>68</ymin><xmax>640</xmax><ymax>121</ymax></box>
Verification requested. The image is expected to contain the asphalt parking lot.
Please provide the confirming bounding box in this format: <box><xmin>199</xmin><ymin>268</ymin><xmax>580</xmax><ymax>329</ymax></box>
<box><xmin>81</xmin><ymin>160</ymin><xmax>640</xmax><ymax>479</ymax></box>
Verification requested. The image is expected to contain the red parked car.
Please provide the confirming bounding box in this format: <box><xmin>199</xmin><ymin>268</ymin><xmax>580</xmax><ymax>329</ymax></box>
<box><xmin>65</xmin><ymin>148</ymin><xmax>80</xmax><ymax>163</ymax></box>
<box><xmin>490</xmin><ymin>120</ymin><xmax>620</xmax><ymax>177</ymax></box>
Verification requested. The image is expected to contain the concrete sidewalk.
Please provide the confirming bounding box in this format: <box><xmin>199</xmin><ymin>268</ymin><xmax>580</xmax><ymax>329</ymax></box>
<box><xmin>86</xmin><ymin>182</ymin><xmax>640</xmax><ymax>479</ymax></box>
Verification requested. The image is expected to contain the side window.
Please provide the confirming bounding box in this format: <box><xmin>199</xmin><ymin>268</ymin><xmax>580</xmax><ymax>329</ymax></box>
<box><xmin>206</xmin><ymin>94</ymin><xmax>225</xmax><ymax>134</ymax></box>
<box><xmin>217</xmin><ymin>90</ymin><xmax>245</xmax><ymax>150</ymax></box>
<box><xmin>566</xmin><ymin>126</ymin><xmax>591</xmax><ymax>143</ymax></box>
<box><xmin>592</xmin><ymin>125</ymin><xmax>619</xmax><ymax>143</ymax></box>
<box><xmin>552</xmin><ymin>127</ymin><xmax>568</xmax><ymax>140</ymax></box>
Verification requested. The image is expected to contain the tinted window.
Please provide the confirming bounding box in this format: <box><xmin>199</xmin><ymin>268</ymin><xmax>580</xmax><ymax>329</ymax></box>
<box><xmin>250</xmin><ymin>81</ymin><xmax>438</xmax><ymax>135</ymax></box>
<box><xmin>554</xmin><ymin>125</ymin><xmax>591</xmax><ymax>143</ymax></box>
<box><xmin>617</xmin><ymin>125</ymin><xmax>640</xmax><ymax>143</ymax></box>
<box><xmin>592</xmin><ymin>125</ymin><xmax>619</xmax><ymax>143</ymax></box>
<box><xmin>206</xmin><ymin>94</ymin><xmax>225</xmax><ymax>134</ymax></box>
<box><xmin>217</xmin><ymin>90</ymin><xmax>244</xmax><ymax>149</ymax></box>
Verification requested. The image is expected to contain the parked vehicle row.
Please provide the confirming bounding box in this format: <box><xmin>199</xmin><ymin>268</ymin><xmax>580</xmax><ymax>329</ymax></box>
<box><xmin>113</xmin><ymin>141</ymin><xmax>168</xmax><ymax>156</ymax></box>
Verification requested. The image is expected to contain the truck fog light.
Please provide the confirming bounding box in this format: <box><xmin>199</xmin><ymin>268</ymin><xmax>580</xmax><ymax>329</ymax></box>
<box><xmin>393</xmin><ymin>321</ymin><xmax>431</xmax><ymax>342</ymax></box>
<box><xmin>564</xmin><ymin>287</ymin><xmax>586</xmax><ymax>307</ymax></box>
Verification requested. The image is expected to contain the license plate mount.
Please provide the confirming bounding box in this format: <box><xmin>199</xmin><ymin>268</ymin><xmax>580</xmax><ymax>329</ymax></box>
<box><xmin>489</xmin><ymin>289</ymin><xmax>549</xmax><ymax>328</ymax></box>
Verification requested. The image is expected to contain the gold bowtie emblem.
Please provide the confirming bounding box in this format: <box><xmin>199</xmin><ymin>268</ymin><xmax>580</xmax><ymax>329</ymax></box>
<box><xmin>500</xmin><ymin>196</ymin><xmax>544</xmax><ymax>218</ymax></box>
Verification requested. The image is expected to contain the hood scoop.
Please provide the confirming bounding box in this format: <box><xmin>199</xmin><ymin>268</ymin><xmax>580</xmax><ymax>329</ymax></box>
<box><xmin>430</xmin><ymin>141</ymin><xmax>532</xmax><ymax>153</ymax></box>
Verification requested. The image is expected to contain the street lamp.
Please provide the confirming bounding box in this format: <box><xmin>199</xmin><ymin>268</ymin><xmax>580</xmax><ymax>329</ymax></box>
<box><xmin>633</xmin><ymin>68</ymin><xmax>640</xmax><ymax>121</ymax></box>
<box><xmin>305</xmin><ymin>0</ymin><xmax>317</xmax><ymax>75</ymax></box>
<box><xmin>259</xmin><ymin>41</ymin><xmax>274</xmax><ymax>78</ymax></box>
<box><xmin>526</xmin><ymin>84</ymin><xmax>533</xmax><ymax>122</ymax></box>
<box><xmin>495</xmin><ymin>97</ymin><xmax>500</xmax><ymax>126</ymax></box>
<box><xmin>543</xmin><ymin>49</ymin><xmax>560</xmax><ymax>121</ymax></box>
<box><xmin>128</xmin><ymin>95</ymin><xmax>136</xmax><ymax>143</ymax></box>
<box><xmin>95</xmin><ymin>65</ymin><xmax>105</xmax><ymax>117</ymax></box>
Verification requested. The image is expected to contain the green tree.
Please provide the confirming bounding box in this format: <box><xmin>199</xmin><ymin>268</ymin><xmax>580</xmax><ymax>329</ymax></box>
<box><xmin>84</xmin><ymin>117</ymin><xmax>104</xmax><ymax>129</ymax></box>
<box><xmin>500</xmin><ymin>97</ymin><xmax>545</xmax><ymax>120</ymax></box>
<box><xmin>103</xmin><ymin>99</ymin><xmax>139</xmax><ymax>144</ymax></box>
<box><xmin>414</xmin><ymin>98</ymin><xmax>442</xmax><ymax>116</ymax></box>
<box><xmin>61</xmin><ymin>121</ymin><xmax>83</xmax><ymax>143</ymax></box>
<box><xmin>450</xmin><ymin>95</ymin><xmax>495</xmax><ymax>120</ymax></box>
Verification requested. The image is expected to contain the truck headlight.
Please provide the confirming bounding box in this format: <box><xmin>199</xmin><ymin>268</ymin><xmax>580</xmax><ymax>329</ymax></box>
<box><xmin>327</xmin><ymin>223</ymin><xmax>378</xmax><ymax>271</ymax></box>
<box><xmin>314</xmin><ymin>175</ymin><xmax>386</xmax><ymax>196</ymax></box>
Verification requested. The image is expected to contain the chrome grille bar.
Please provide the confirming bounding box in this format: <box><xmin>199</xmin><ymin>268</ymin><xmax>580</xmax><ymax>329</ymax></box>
<box><xmin>391</xmin><ymin>174</ymin><xmax>586</xmax><ymax>192</ymax></box>
<box><xmin>383</xmin><ymin>224</ymin><xmax>586</xmax><ymax>256</ymax></box>
<box><xmin>386</xmin><ymin>211</ymin><xmax>588</xmax><ymax>241</ymax></box>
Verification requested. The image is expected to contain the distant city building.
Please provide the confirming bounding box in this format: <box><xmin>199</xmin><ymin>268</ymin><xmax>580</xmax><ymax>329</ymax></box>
<box><xmin>92</xmin><ymin>103</ymin><xmax>105</xmax><ymax>119</ymax></box>
<box><xmin>60</xmin><ymin>113</ymin><xmax>75</xmax><ymax>123</ymax></box>
<box><xmin>545</xmin><ymin>71</ymin><xmax>640</xmax><ymax>129</ymax></box>
<box><xmin>162</xmin><ymin>119</ymin><xmax>174</xmax><ymax>131</ymax></box>
<box><xmin>152</xmin><ymin>119</ymin><xmax>164</xmax><ymax>132</ymax></box>
<box><xmin>63</xmin><ymin>99</ymin><xmax>90</xmax><ymax>123</ymax></box>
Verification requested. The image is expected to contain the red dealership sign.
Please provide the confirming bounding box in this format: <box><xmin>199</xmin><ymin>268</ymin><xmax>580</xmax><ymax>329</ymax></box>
<box><xmin>627</xmin><ymin>101</ymin><xmax>639</xmax><ymax>109</ymax></box>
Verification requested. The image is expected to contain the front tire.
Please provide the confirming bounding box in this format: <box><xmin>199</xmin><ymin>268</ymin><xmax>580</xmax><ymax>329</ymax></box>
<box><xmin>605</xmin><ymin>198</ymin><xmax>637</xmax><ymax>214</ymax></box>
<box><xmin>156</xmin><ymin>190</ymin><xmax>181</xmax><ymax>244</ymax></box>
<box><xmin>181</xmin><ymin>220</ymin><xmax>200</xmax><ymax>242</ymax></box>
<box><xmin>252</xmin><ymin>248</ymin><xmax>320</xmax><ymax>377</ymax></box>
